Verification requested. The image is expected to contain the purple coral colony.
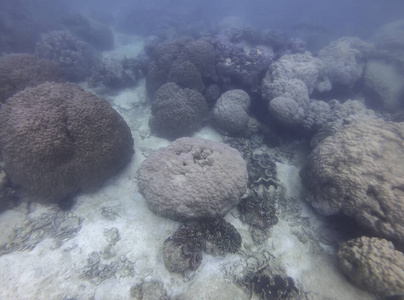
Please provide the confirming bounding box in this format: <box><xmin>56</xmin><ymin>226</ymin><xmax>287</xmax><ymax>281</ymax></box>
<box><xmin>0</xmin><ymin>0</ymin><xmax>403</xmax><ymax>299</ymax></box>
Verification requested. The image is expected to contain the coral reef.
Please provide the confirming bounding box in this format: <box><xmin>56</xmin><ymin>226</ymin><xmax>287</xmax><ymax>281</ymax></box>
<box><xmin>239</xmin><ymin>264</ymin><xmax>301</xmax><ymax>300</ymax></box>
<box><xmin>301</xmin><ymin>117</ymin><xmax>404</xmax><ymax>245</ymax></box>
<box><xmin>167</xmin><ymin>59</ymin><xmax>205</xmax><ymax>92</ymax></box>
<box><xmin>267</xmin><ymin>51</ymin><xmax>323</xmax><ymax>95</ymax></box>
<box><xmin>138</xmin><ymin>137</ymin><xmax>248</xmax><ymax>221</ymax></box>
<box><xmin>0</xmin><ymin>54</ymin><xmax>64</xmax><ymax>103</ymax></box>
<box><xmin>213</xmin><ymin>36</ymin><xmax>273</xmax><ymax>91</ymax></box>
<box><xmin>212</xmin><ymin>89</ymin><xmax>251</xmax><ymax>136</ymax></box>
<box><xmin>203</xmin><ymin>83</ymin><xmax>221</xmax><ymax>107</ymax></box>
<box><xmin>163</xmin><ymin>225</ymin><xmax>204</xmax><ymax>274</ymax></box>
<box><xmin>250</xmin><ymin>274</ymin><xmax>300</xmax><ymax>300</ymax></box>
<box><xmin>179</xmin><ymin>39</ymin><xmax>217</xmax><ymax>81</ymax></box>
<box><xmin>0</xmin><ymin>82</ymin><xmax>134</xmax><ymax>202</ymax></box>
<box><xmin>318</xmin><ymin>37</ymin><xmax>373</xmax><ymax>88</ymax></box>
<box><xmin>163</xmin><ymin>218</ymin><xmax>241</xmax><ymax>274</ymax></box>
<box><xmin>87</xmin><ymin>58</ymin><xmax>140</xmax><ymax>90</ymax></box>
<box><xmin>268</xmin><ymin>96</ymin><xmax>305</xmax><ymax>127</ymax></box>
<box><xmin>35</xmin><ymin>30</ymin><xmax>97</xmax><ymax>82</ymax></box>
<box><xmin>149</xmin><ymin>82</ymin><xmax>209</xmax><ymax>139</ymax></box>
<box><xmin>338</xmin><ymin>236</ymin><xmax>404</xmax><ymax>297</ymax></box>
<box><xmin>238</xmin><ymin>191</ymin><xmax>278</xmax><ymax>231</ymax></box>
<box><xmin>145</xmin><ymin>37</ymin><xmax>215</xmax><ymax>95</ymax></box>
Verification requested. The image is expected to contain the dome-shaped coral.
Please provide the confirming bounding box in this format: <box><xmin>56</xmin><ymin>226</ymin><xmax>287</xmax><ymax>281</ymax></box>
<box><xmin>138</xmin><ymin>137</ymin><xmax>248</xmax><ymax>221</ymax></box>
<box><xmin>0</xmin><ymin>82</ymin><xmax>134</xmax><ymax>203</ymax></box>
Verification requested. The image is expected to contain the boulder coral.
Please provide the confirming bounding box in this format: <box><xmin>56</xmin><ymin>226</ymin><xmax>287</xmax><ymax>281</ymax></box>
<box><xmin>167</xmin><ymin>59</ymin><xmax>205</xmax><ymax>92</ymax></box>
<box><xmin>138</xmin><ymin>137</ymin><xmax>248</xmax><ymax>221</ymax></box>
<box><xmin>318</xmin><ymin>37</ymin><xmax>373</xmax><ymax>88</ymax></box>
<box><xmin>0</xmin><ymin>82</ymin><xmax>134</xmax><ymax>203</ymax></box>
<box><xmin>35</xmin><ymin>30</ymin><xmax>96</xmax><ymax>82</ymax></box>
<box><xmin>179</xmin><ymin>39</ymin><xmax>217</xmax><ymax>81</ymax></box>
<box><xmin>145</xmin><ymin>37</ymin><xmax>214</xmax><ymax>96</ymax></box>
<box><xmin>0</xmin><ymin>54</ymin><xmax>64</xmax><ymax>103</ymax></box>
<box><xmin>213</xmin><ymin>36</ymin><xmax>273</xmax><ymax>91</ymax></box>
<box><xmin>149</xmin><ymin>82</ymin><xmax>208</xmax><ymax>139</ymax></box>
<box><xmin>268</xmin><ymin>96</ymin><xmax>305</xmax><ymax>127</ymax></box>
<box><xmin>300</xmin><ymin>117</ymin><xmax>404</xmax><ymax>245</ymax></box>
<box><xmin>212</xmin><ymin>89</ymin><xmax>251</xmax><ymax>136</ymax></box>
<box><xmin>261</xmin><ymin>51</ymin><xmax>331</xmax><ymax>132</ymax></box>
<box><xmin>268</xmin><ymin>51</ymin><xmax>323</xmax><ymax>95</ymax></box>
<box><xmin>338</xmin><ymin>236</ymin><xmax>404</xmax><ymax>297</ymax></box>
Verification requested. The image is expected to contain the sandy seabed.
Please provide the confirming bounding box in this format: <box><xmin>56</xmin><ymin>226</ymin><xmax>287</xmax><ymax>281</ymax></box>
<box><xmin>0</xmin><ymin>35</ymin><xmax>376</xmax><ymax>300</ymax></box>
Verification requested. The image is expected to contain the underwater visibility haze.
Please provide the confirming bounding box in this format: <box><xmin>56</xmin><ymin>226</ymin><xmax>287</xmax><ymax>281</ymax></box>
<box><xmin>0</xmin><ymin>0</ymin><xmax>404</xmax><ymax>299</ymax></box>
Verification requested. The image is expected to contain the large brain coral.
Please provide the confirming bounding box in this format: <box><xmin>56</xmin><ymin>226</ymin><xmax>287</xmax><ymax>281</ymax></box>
<box><xmin>149</xmin><ymin>82</ymin><xmax>209</xmax><ymax>139</ymax></box>
<box><xmin>0</xmin><ymin>54</ymin><xmax>64</xmax><ymax>103</ymax></box>
<box><xmin>0</xmin><ymin>82</ymin><xmax>134</xmax><ymax>202</ymax></box>
<box><xmin>300</xmin><ymin>117</ymin><xmax>404</xmax><ymax>245</ymax></box>
<box><xmin>338</xmin><ymin>236</ymin><xmax>404</xmax><ymax>297</ymax></box>
<box><xmin>138</xmin><ymin>137</ymin><xmax>248</xmax><ymax>221</ymax></box>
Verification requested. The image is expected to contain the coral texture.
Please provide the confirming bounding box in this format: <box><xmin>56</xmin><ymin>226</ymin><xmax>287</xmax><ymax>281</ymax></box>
<box><xmin>0</xmin><ymin>54</ymin><xmax>63</xmax><ymax>103</ymax></box>
<box><xmin>35</xmin><ymin>30</ymin><xmax>96</xmax><ymax>82</ymax></box>
<box><xmin>163</xmin><ymin>218</ymin><xmax>241</xmax><ymax>273</ymax></box>
<box><xmin>146</xmin><ymin>37</ymin><xmax>214</xmax><ymax>95</ymax></box>
<box><xmin>138</xmin><ymin>137</ymin><xmax>248</xmax><ymax>221</ymax></box>
<box><xmin>149</xmin><ymin>82</ymin><xmax>208</xmax><ymax>139</ymax></box>
<box><xmin>179</xmin><ymin>39</ymin><xmax>217</xmax><ymax>80</ymax></box>
<box><xmin>0</xmin><ymin>82</ymin><xmax>134</xmax><ymax>202</ymax></box>
<box><xmin>338</xmin><ymin>236</ymin><xmax>404</xmax><ymax>297</ymax></box>
<box><xmin>213</xmin><ymin>89</ymin><xmax>251</xmax><ymax>136</ymax></box>
<box><xmin>213</xmin><ymin>36</ymin><xmax>273</xmax><ymax>91</ymax></box>
<box><xmin>167</xmin><ymin>59</ymin><xmax>205</xmax><ymax>92</ymax></box>
<box><xmin>268</xmin><ymin>96</ymin><xmax>305</xmax><ymax>127</ymax></box>
<box><xmin>269</xmin><ymin>51</ymin><xmax>323</xmax><ymax>94</ymax></box>
<box><xmin>318</xmin><ymin>37</ymin><xmax>373</xmax><ymax>87</ymax></box>
<box><xmin>301</xmin><ymin>117</ymin><xmax>404</xmax><ymax>244</ymax></box>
